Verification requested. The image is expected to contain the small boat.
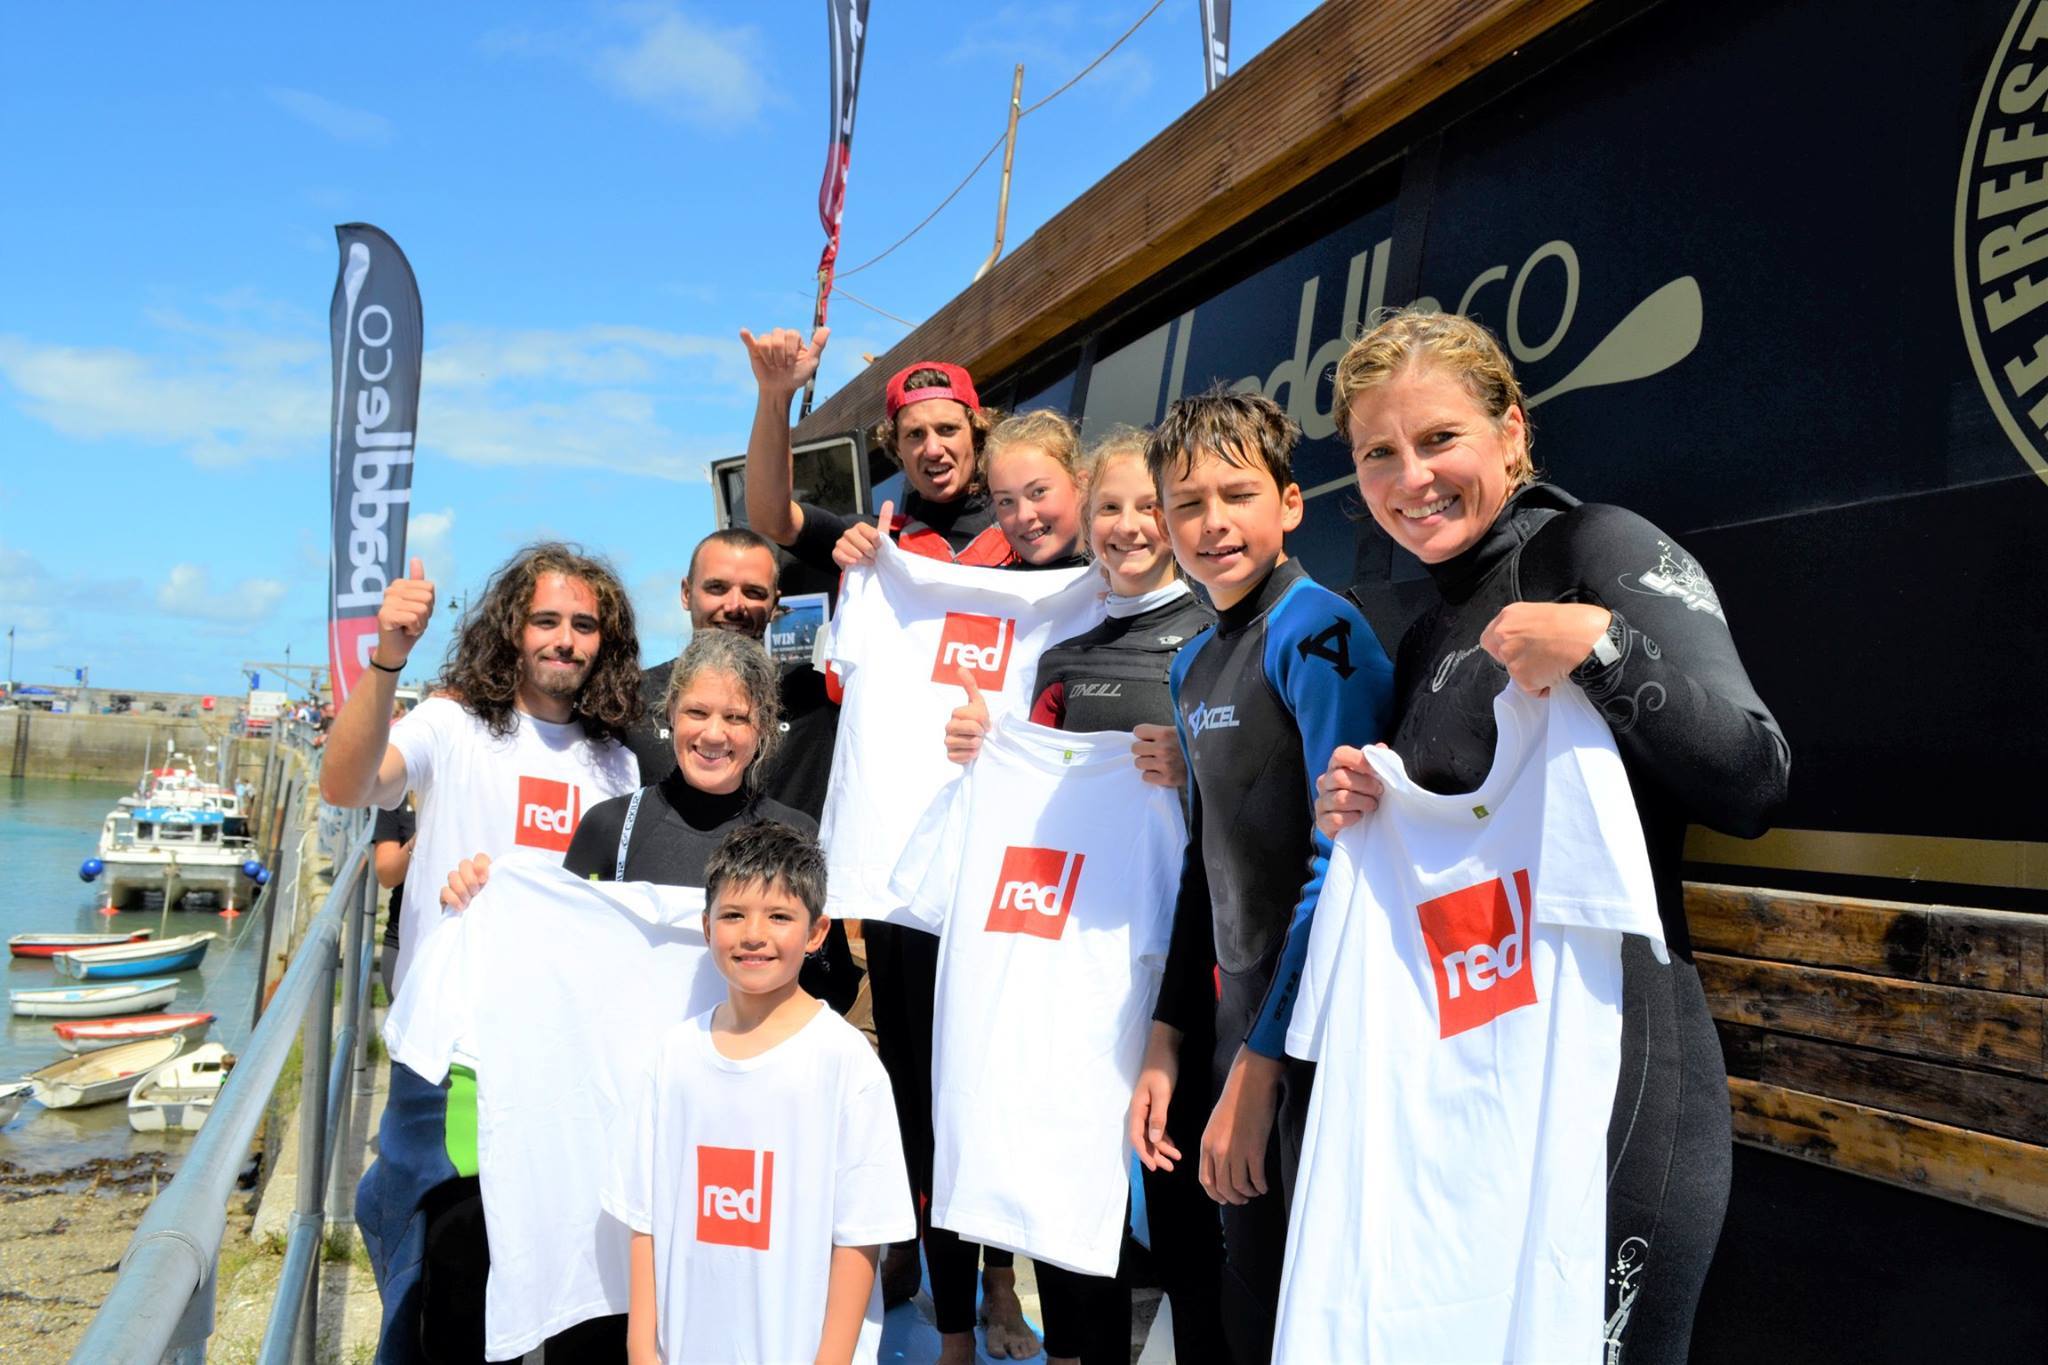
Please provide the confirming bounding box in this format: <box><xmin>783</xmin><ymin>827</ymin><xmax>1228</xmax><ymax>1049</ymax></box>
<box><xmin>128</xmin><ymin>1043</ymin><xmax>232</xmax><ymax>1132</ymax></box>
<box><xmin>54</xmin><ymin>1011</ymin><xmax>216</xmax><ymax>1054</ymax></box>
<box><xmin>10</xmin><ymin>978</ymin><xmax>180</xmax><ymax>1019</ymax></box>
<box><xmin>54</xmin><ymin>931</ymin><xmax>217</xmax><ymax>980</ymax></box>
<box><xmin>0</xmin><ymin>1081</ymin><xmax>32</xmax><ymax>1127</ymax></box>
<box><xmin>24</xmin><ymin>1035</ymin><xmax>185</xmax><ymax>1109</ymax></box>
<box><xmin>9</xmin><ymin>929</ymin><xmax>154</xmax><ymax>959</ymax></box>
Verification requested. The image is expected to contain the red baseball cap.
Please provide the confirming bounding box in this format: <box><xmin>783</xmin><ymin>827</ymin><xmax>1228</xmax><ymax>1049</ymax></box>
<box><xmin>884</xmin><ymin>361</ymin><xmax>980</xmax><ymax>419</ymax></box>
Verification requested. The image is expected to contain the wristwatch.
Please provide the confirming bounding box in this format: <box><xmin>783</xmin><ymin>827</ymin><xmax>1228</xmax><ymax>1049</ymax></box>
<box><xmin>1583</xmin><ymin>616</ymin><xmax>1622</xmax><ymax>670</ymax></box>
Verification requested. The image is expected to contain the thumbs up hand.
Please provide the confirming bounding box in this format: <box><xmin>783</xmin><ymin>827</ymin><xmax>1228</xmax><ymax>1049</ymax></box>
<box><xmin>375</xmin><ymin>557</ymin><xmax>436</xmax><ymax>670</ymax></box>
<box><xmin>943</xmin><ymin>666</ymin><xmax>991</xmax><ymax>765</ymax></box>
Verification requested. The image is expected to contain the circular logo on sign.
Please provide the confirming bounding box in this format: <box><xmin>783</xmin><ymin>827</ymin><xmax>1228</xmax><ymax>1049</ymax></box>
<box><xmin>1957</xmin><ymin>1</ymin><xmax>2048</xmax><ymax>488</ymax></box>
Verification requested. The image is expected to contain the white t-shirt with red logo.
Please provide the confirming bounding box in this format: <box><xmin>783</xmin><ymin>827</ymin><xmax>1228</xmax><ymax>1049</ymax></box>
<box><xmin>384</xmin><ymin>853</ymin><xmax>725</xmax><ymax>1360</ymax></box>
<box><xmin>819</xmin><ymin>537</ymin><xmax>1106</xmax><ymax>921</ymax></box>
<box><xmin>601</xmin><ymin>1005</ymin><xmax>915</xmax><ymax>1365</ymax></box>
<box><xmin>385</xmin><ymin>695</ymin><xmax>639</xmax><ymax>996</ymax></box>
<box><xmin>1277</xmin><ymin>683</ymin><xmax>1665</xmax><ymax>1363</ymax></box>
<box><xmin>864</xmin><ymin>714</ymin><xmax>1183</xmax><ymax>1275</ymax></box>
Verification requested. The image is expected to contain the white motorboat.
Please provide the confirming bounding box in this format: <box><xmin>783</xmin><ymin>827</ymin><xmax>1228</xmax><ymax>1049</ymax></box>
<box><xmin>127</xmin><ymin>1043</ymin><xmax>232</xmax><ymax>1132</ymax></box>
<box><xmin>0</xmin><ymin>1081</ymin><xmax>32</xmax><ymax>1127</ymax></box>
<box><xmin>88</xmin><ymin>805</ymin><xmax>255</xmax><ymax>911</ymax></box>
<box><xmin>24</xmin><ymin>1035</ymin><xmax>186</xmax><ymax>1109</ymax></box>
<box><xmin>10</xmin><ymin>977</ymin><xmax>180</xmax><ymax>1018</ymax></box>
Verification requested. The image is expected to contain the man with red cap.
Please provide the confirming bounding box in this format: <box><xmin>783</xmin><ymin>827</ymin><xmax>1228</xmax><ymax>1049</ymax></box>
<box><xmin>741</xmin><ymin>326</ymin><xmax>1015</xmax><ymax>570</ymax></box>
<box><xmin>738</xmin><ymin>326</ymin><xmax>1044</xmax><ymax>1363</ymax></box>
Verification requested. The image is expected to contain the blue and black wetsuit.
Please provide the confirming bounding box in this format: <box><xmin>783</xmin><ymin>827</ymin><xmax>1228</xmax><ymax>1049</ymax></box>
<box><xmin>1156</xmin><ymin>556</ymin><xmax>1394</xmax><ymax>1365</ymax></box>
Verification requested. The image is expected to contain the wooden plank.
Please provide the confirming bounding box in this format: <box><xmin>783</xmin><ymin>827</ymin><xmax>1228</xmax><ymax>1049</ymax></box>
<box><xmin>1726</xmin><ymin>1077</ymin><xmax>2048</xmax><ymax>1227</ymax></box>
<box><xmin>1687</xmin><ymin>883</ymin><xmax>2048</xmax><ymax>995</ymax></box>
<box><xmin>1716</xmin><ymin>1023</ymin><xmax>2048</xmax><ymax>1147</ymax></box>
<box><xmin>1696</xmin><ymin>954</ymin><xmax>2046</xmax><ymax>1078</ymax></box>
<box><xmin>793</xmin><ymin>0</ymin><xmax>1597</xmax><ymax>445</ymax></box>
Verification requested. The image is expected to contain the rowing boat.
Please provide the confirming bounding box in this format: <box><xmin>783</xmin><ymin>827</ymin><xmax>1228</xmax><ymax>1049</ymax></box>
<box><xmin>8</xmin><ymin>930</ymin><xmax>153</xmax><ymax>959</ymax></box>
<box><xmin>53</xmin><ymin>1011</ymin><xmax>216</xmax><ymax>1054</ymax></box>
<box><xmin>127</xmin><ymin>1043</ymin><xmax>231</xmax><ymax>1132</ymax></box>
<box><xmin>54</xmin><ymin>931</ymin><xmax>216</xmax><ymax>980</ymax></box>
<box><xmin>24</xmin><ymin>1036</ymin><xmax>186</xmax><ymax>1109</ymax></box>
<box><xmin>9</xmin><ymin>978</ymin><xmax>180</xmax><ymax>1019</ymax></box>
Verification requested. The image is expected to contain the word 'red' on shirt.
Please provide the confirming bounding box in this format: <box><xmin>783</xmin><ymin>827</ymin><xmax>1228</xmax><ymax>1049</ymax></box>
<box><xmin>1276</xmin><ymin>683</ymin><xmax>1664</xmax><ymax>1365</ymax></box>
<box><xmin>869</xmin><ymin>715</ymin><xmax>1184</xmax><ymax>1276</ymax></box>
<box><xmin>818</xmin><ymin>535</ymin><xmax>1106</xmax><ymax>922</ymax></box>
<box><xmin>602</xmin><ymin>1007</ymin><xmax>915</xmax><ymax>1365</ymax></box>
<box><xmin>384</xmin><ymin>853</ymin><xmax>725</xmax><ymax>1360</ymax></box>
<box><xmin>385</xmin><ymin>695</ymin><xmax>640</xmax><ymax>997</ymax></box>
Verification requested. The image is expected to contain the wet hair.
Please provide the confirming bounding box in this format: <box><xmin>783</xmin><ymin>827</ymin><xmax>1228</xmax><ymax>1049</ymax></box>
<box><xmin>704</xmin><ymin>820</ymin><xmax>828</xmax><ymax>921</ymax></box>
<box><xmin>686</xmin><ymin>527</ymin><xmax>779</xmax><ymax>584</ymax></box>
<box><xmin>869</xmin><ymin>366</ymin><xmax>999</xmax><ymax>466</ymax></box>
<box><xmin>1144</xmin><ymin>387</ymin><xmax>1299</xmax><ymax>494</ymax></box>
<box><xmin>439</xmin><ymin>542</ymin><xmax>642</xmax><ymax>742</ymax></box>
<box><xmin>1333</xmin><ymin>307</ymin><xmax>1536</xmax><ymax>488</ymax></box>
<box><xmin>661</xmin><ymin>629</ymin><xmax>783</xmax><ymax>788</ymax></box>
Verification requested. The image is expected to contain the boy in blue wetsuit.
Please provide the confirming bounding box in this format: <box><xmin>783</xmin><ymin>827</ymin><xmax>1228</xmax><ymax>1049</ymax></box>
<box><xmin>1127</xmin><ymin>389</ymin><xmax>1394</xmax><ymax>1365</ymax></box>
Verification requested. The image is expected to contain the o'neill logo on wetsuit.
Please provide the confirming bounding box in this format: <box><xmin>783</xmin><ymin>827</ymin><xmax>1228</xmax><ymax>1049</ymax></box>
<box><xmin>1416</xmin><ymin>869</ymin><xmax>1538</xmax><ymax>1038</ymax></box>
<box><xmin>1184</xmin><ymin>701</ymin><xmax>1239</xmax><ymax>736</ymax></box>
<box><xmin>1956</xmin><ymin>0</ymin><xmax>2048</xmax><ymax>489</ymax></box>
<box><xmin>697</xmin><ymin>1145</ymin><xmax>773</xmax><ymax>1250</ymax></box>
<box><xmin>931</xmin><ymin>612</ymin><xmax>1016</xmax><ymax>689</ymax></box>
<box><xmin>515</xmin><ymin>777</ymin><xmax>582</xmax><ymax>852</ymax></box>
<box><xmin>986</xmin><ymin>846</ymin><xmax>1085</xmax><ymax>941</ymax></box>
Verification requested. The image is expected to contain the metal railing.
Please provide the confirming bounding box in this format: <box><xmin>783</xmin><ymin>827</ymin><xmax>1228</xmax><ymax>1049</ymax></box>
<box><xmin>71</xmin><ymin>802</ymin><xmax>380</xmax><ymax>1365</ymax></box>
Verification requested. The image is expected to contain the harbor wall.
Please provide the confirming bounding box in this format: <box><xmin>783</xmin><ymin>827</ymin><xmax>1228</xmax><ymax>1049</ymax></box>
<box><xmin>0</xmin><ymin>710</ymin><xmax>239</xmax><ymax>782</ymax></box>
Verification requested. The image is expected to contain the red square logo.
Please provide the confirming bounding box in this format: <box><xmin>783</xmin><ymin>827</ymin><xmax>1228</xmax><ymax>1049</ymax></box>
<box><xmin>696</xmin><ymin>1145</ymin><xmax>773</xmax><ymax>1250</ymax></box>
<box><xmin>1416</xmin><ymin>869</ymin><xmax>1539</xmax><ymax>1038</ymax></box>
<box><xmin>985</xmin><ymin>846</ymin><xmax>1085</xmax><ymax>941</ymax></box>
<box><xmin>514</xmin><ymin>776</ymin><xmax>582</xmax><ymax>852</ymax></box>
<box><xmin>930</xmin><ymin>612</ymin><xmax>1016</xmax><ymax>690</ymax></box>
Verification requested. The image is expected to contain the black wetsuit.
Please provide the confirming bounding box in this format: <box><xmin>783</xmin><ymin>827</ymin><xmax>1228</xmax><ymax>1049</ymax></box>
<box><xmin>1383</xmin><ymin>483</ymin><xmax>1788</xmax><ymax>1364</ymax></box>
<box><xmin>1017</xmin><ymin>582</ymin><xmax>1224</xmax><ymax>1365</ymax></box>
<box><xmin>1157</xmin><ymin>557</ymin><xmax>1396</xmax><ymax>1365</ymax></box>
<box><xmin>1028</xmin><ymin>585</ymin><xmax>1216</xmax><ymax>731</ymax></box>
<box><xmin>624</xmin><ymin>658</ymin><xmax>857</xmax><ymax>1013</ymax></box>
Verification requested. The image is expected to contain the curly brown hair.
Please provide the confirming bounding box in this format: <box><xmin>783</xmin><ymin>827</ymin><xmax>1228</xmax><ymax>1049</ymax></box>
<box><xmin>437</xmin><ymin>542</ymin><xmax>644</xmax><ymax>742</ymax></box>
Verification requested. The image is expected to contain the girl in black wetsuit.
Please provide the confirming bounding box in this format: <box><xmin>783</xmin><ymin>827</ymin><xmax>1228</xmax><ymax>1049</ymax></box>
<box><xmin>1314</xmin><ymin>309</ymin><xmax>1788</xmax><ymax>1363</ymax></box>
<box><xmin>944</xmin><ymin>426</ymin><xmax>1224</xmax><ymax>1365</ymax></box>
<box><xmin>436</xmin><ymin>628</ymin><xmax>811</xmax><ymax>1362</ymax></box>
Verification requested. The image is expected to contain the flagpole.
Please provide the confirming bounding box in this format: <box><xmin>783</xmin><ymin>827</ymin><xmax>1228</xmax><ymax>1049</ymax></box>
<box><xmin>800</xmin><ymin>273</ymin><xmax>827</xmax><ymax>420</ymax></box>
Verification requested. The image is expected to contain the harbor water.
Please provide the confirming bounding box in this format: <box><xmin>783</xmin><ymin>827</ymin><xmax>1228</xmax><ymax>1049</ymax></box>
<box><xmin>2</xmin><ymin>776</ymin><xmax>270</xmax><ymax>1172</ymax></box>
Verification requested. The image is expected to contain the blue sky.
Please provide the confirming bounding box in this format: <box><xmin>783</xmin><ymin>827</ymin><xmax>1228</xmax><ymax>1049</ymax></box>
<box><xmin>0</xmin><ymin>1</ymin><xmax>1314</xmax><ymax>696</ymax></box>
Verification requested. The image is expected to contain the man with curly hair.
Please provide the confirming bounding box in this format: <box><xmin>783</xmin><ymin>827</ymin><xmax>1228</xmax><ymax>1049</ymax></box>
<box><xmin>324</xmin><ymin>541</ymin><xmax>644</xmax><ymax>1365</ymax></box>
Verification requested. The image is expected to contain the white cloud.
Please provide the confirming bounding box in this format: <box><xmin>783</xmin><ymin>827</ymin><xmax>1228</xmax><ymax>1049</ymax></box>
<box><xmin>483</xmin><ymin>5</ymin><xmax>773</xmax><ymax>127</ymax></box>
<box><xmin>0</xmin><ymin>311</ymin><xmax>751</xmax><ymax>481</ymax></box>
<box><xmin>596</xmin><ymin>6</ymin><xmax>770</xmax><ymax>125</ymax></box>
<box><xmin>264</xmin><ymin>87</ymin><xmax>396</xmax><ymax>146</ymax></box>
<box><xmin>156</xmin><ymin>564</ymin><xmax>288</xmax><ymax>624</ymax></box>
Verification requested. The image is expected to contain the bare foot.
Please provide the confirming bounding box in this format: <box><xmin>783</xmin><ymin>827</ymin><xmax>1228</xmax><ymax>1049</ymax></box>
<box><xmin>979</xmin><ymin>1267</ymin><xmax>1043</xmax><ymax>1359</ymax></box>
<box><xmin>937</xmin><ymin>1330</ymin><xmax>978</xmax><ymax>1365</ymax></box>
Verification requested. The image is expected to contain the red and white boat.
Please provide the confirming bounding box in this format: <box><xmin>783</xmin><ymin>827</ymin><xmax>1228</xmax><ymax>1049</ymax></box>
<box><xmin>52</xmin><ymin>1011</ymin><xmax>216</xmax><ymax>1054</ymax></box>
<box><xmin>9</xmin><ymin>930</ymin><xmax>153</xmax><ymax>959</ymax></box>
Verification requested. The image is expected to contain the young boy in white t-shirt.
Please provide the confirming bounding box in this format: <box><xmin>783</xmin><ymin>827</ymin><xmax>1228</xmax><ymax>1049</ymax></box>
<box><xmin>606</xmin><ymin>821</ymin><xmax>915</xmax><ymax>1365</ymax></box>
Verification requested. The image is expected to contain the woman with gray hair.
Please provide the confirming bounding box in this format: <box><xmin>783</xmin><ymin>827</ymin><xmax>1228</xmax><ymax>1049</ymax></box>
<box><xmin>442</xmin><ymin>628</ymin><xmax>809</xmax><ymax>908</ymax></box>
